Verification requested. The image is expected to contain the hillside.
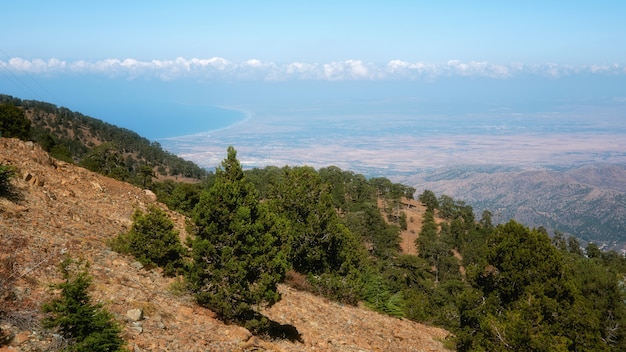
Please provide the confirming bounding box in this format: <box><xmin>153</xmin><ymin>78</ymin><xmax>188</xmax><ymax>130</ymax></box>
<box><xmin>0</xmin><ymin>138</ymin><xmax>450</xmax><ymax>351</ymax></box>
<box><xmin>377</xmin><ymin>197</ymin><xmax>444</xmax><ymax>256</ymax></box>
<box><xmin>0</xmin><ymin>94</ymin><xmax>208</xmax><ymax>183</ymax></box>
<box><xmin>399</xmin><ymin>164</ymin><xmax>626</xmax><ymax>251</ymax></box>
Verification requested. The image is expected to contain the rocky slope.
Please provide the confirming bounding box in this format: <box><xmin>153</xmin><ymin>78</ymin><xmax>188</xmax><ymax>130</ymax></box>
<box><xmin>0</xmin><ymin>138</ymin><xmax>450</xmax><ymax>351</ymax></box>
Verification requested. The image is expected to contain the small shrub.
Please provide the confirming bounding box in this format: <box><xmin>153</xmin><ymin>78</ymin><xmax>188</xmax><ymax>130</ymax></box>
<box><xmin>0</xmin><ymin>163</ymin><xmax>17</xmax><ymax>196</ymax></box>
<box><xmin>166</xmin><ymin>277</ymin><xmax>188</xmax><ymax>297</ymax></box>
<box><xmin>42</xmin><ymin>258</ymin><xmax>127</xmax><ymax>352</ymax></box>
<box><xmin>284</xmin><ymin>270</ymin><xmax>313</xmax><ymax>292</ymax></box>
<box><xmin>109</xmin><ymin>205</ymin><xmax>184</xmax><ymax>276</ymax></box>
<box><xmin>307</xmin><ymin>271</ymin><xmax>364</xmax><ymax>305</ymax></box>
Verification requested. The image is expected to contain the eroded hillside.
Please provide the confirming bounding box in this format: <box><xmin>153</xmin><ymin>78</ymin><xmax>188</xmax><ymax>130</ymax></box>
<box><xmin>0</xmin><ymin>138</ymin><xmax>450</xmax><ymax>351</ymax></box>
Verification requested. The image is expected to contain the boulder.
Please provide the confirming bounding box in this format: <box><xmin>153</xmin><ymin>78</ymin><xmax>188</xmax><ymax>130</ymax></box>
<box><xmin>127</xmin><ymin>308</ymin><xmax>144</xmax><ymax>322</ymax></box>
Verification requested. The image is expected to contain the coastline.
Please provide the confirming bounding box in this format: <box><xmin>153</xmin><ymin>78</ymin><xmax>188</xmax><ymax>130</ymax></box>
<box><xmin>158</xmin><ymin>106</ymin><xmax>254</xmax><ymax>141</ymax></box>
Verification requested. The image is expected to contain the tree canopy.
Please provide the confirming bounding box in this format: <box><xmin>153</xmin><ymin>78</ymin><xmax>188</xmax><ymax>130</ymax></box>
<box><xmin>0</xmin><ymin>103</ymin><xmax>31</xmax><ymax>140</ymax></box>
<box><xmin>187</xmin><ymin>146</ymin><xmax>288</xmax><ymax>329</ymax></box>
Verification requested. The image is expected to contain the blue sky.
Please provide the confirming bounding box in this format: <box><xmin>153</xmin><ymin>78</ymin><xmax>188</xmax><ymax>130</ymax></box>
<box><xmin>1</xmin><ymin>1</ymin><xmax>626</xmax><ymax>139</ymax></box>
<box><xmin>3</xmin><ymin>1</ymin><xmax>625</xmax><ymax>68</ymax></box>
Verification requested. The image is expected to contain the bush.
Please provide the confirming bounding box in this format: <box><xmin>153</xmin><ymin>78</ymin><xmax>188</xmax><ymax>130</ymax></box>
<box><xmin>42</xmin><ymin>258</ymin><xmax>127</xmax><ymax>352</ymax></box>
<box><xmin>109</xmin><ymin>205</ymin><xmax>184</xmax><ymax>276</ymax></box>
<box><xmin>0</xmin><ymin>164</ymin><xmax>17</xmax><ymax>197</ymax></box>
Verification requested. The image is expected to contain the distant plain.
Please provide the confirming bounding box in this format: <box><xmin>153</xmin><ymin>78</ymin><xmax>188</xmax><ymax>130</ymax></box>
<box><xmin>159</xmin><ymin>100</ymin><xmax>626</xmax><ymax>175</ymax></box>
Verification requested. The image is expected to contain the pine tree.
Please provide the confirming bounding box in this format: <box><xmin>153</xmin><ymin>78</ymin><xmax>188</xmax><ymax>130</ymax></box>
<box><xmin>42</xmin><ymin>258</ymin><xmax>126</xmax><ymax>352</ymax></box>
<box><xmin>187</xmin><ymin>146</ymin><xmax>288</xmax><ymax>328</ymax></box>
<box><xmin>458</xmin><ymin>220</ymin><xmax>608</xmax><ymax>351</ymax></box>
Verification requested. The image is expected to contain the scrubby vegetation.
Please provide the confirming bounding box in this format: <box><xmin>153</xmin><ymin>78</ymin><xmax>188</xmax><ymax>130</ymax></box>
<box><xmin>0</xmin><ymin>163</ymin><xmax>17</xmax><ymax>197</ymax></box>
<box><xmin>0</xmin><ymin>102</ymin><xmax>31</xmax><ymax>140</ymax></box>
<box><xmin>0</xmin><ymin>95</ymin><xmax>208</xmax><ymax>188</ymax></box>
<box><xmin>42</xmin><ymin>258</ymin><xmax>127</xmax><ymax>352</ymax></box>
<box><xmin>109</xmin><ymin>205</ymin><xmax>185</xmax><ymax>276</ymax></box>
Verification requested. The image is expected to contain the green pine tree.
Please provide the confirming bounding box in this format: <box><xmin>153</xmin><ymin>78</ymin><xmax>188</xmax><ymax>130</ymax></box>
<box><xmin>42</xmin><ymin>258</ymin><xmax>127</xmax><ymax>352</ymax></box>
<box><xmin>187</xmin><ymin>146</ymin><xmax>288</xmax><ymax>329</ymax></box>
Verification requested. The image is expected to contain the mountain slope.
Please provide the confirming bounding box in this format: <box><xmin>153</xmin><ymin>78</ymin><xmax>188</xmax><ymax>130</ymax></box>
<box><xmin>1</xmin><ymin>94</ymin><xmax>208</xmax><ymax>182</ymax></box>
<box><xmin>399</xmin><ymin>164</ymin><xmax>626</xmax><ymax>251</ymax></box>
<box><xmin>0</xmin><ymin>138</ymin><xmax>450</xmax><ymax>351</ymax></box>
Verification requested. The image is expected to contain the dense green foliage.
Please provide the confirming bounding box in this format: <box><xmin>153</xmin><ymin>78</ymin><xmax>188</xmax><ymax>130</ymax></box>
<box><xmin>109</xmin><ymin>205</ymin><xmax>185</xmax><ymax>276</ymax></box>
<box><xmin>0</xmin><ymin>94</ymin><xmax>208</xmax><ymax>188</ymax></box>
<box><xmin>267</xmin><ymin>166</ymin><xmax>368</xmax><ymax>303</ymax></box>
<box><xmin>42</xmin><ymin>258</ymin><xmax>127</xmax><ymax>352</ymax></box>
<box><xmin>0</xmin><ymin>103</ymin><xmax>31</xmax><ymax>140</ymax></box>
<box><xmin>152</xmin><ymin>177</ymin><xmax>215</xmax><ymax>216</ymax></box>
<box><xmin>186</xmin><ymin>146</ymin><xmax>288</xmax><ymax>330</ymax></box>
<box><xmin>457</xmin><ymin>220</ymin><xmax>626</xmax><ymax>351</ymax></box>
<box><xmin>244</xmin><ymin>164</ymin><xmax>414</xmax><ymax>306</ymax></box>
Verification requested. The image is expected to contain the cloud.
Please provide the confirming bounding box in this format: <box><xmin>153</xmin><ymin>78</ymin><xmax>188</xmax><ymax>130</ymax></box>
<box><xmin>1</xmin><ymin>57</ymin><xmax>624</xmax><ymax>81</ymax></box>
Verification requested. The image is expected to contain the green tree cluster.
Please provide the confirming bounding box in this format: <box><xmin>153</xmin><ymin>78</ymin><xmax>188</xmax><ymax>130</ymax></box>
<box><xmin>458</xmin><ymin>220</ymin><xmax>626</xmax><ymax>351</ymax></box>
<box><xmin>0</xmin><ymin>103</ymin><xmax>31</xmax><ymax>140</ymax></box>
<box><xmin>42</xmin><ymin>258</ymin><xmax>127</xmax><ymax>352</ymax></box>
<box><xmin>132</xmin><ymin>159</ymin><xmax>626</xmax><ymax>348</ymax></box>
<box><xmin>151</xmin><ymin>176</ymin><xmax>214</xmax><ymax>216</ymax></box>
<box><xmin>243</xmin><ymin>164</ymin><xmax>420</xmax><ymax>309</ymax></box>
<box><xmin>0</xmin><ymin>95</ymin><xmax>208</xmax><ymax>185</ymax></box>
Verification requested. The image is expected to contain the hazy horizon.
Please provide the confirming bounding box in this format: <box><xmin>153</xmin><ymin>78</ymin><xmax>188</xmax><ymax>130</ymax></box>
<box><xmin>2</xmin><ymin>2</ymin><xmax>625</xmax><ymax>174</ymax></box>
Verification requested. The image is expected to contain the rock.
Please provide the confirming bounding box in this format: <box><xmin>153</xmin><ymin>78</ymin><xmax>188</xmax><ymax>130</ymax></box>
<box><xmin>8</xmin><ymin>331</ymin><xmax>29</xmax><ymax>346</ymax></box>
<box><xmin>142</xmin><ymin>189</ymin><xmax>157</xmax><ymax>202</ymax></box>
<box><xmin>127</xmin><ymin>308</ymin><xmax>144</xmax><ymax>321</ymax></box>
<box><xmin>130</xmin><ymin>322</ymin><xmax>143</xmax><ymax>334</ymax></box>
<box><xmin>130</xmin><ymin>261</ymin><xmax>144</xmax><ymax>270</ymax></box>
<box><xmin>91</xmin><ymin>181</ymin><xmax>104</xmax><ymax>192</ymax></box>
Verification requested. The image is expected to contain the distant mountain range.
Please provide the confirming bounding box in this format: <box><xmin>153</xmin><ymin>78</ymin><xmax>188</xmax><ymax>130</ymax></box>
<box><xmin>399</xmin><ymin>163</ymin><xmax>626</xmax><ymax>251</ymax></box>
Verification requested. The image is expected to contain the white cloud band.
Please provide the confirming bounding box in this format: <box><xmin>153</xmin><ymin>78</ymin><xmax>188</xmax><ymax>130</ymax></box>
<box><xmin>1</xmin><ymin>57</ymin><xmax>625</xmax><ymax>81</ymax></box>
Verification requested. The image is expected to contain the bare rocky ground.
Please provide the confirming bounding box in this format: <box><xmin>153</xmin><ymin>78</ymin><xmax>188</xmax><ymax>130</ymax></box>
<box><xmin>0</xmin><ymin>138</ymin><xmax>451</xmax><ymax>351</ymax></box>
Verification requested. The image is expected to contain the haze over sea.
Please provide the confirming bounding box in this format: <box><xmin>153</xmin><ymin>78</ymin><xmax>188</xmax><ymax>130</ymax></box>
<box><xmin>4</xmin><ymin>74</ymin><xmax>624</xmax><ymax>177</ymax></box>
<box><xmin>146</xmin><ymin>77</ymin><xmax>626</xmax><ymax>176</ymax></box>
